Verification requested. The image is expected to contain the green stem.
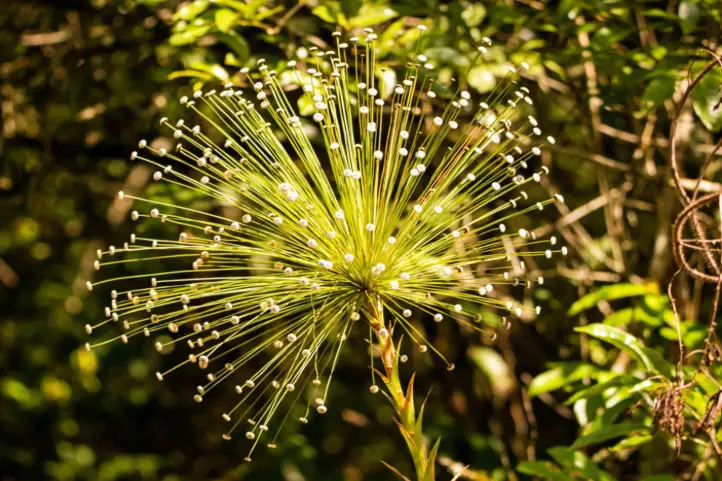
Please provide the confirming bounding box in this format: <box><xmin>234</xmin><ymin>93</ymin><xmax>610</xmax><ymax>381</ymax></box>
<box><xmin>366</xmin><ymin>296</ymin><xmax>438</xmax><ymax>481</ymax></box>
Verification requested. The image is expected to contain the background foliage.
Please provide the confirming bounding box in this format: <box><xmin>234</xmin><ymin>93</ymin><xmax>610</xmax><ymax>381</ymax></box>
<box><xmin>1</xmin><ymin>0</ymin><xmax>721</xmax><ymax>480</ymax></box>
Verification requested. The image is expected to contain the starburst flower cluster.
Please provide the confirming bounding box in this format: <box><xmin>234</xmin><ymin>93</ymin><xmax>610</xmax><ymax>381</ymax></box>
<box><xmin>86</xmin><ymin>27</ymin><xmax>566</xmax><ymax>460</ymax></box>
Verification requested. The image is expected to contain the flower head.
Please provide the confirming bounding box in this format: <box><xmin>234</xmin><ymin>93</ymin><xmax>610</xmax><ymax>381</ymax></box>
<box><xmin>87</xmin><ymin>27</ymin><xmax>566</xmax><ymax>460</ymax></box>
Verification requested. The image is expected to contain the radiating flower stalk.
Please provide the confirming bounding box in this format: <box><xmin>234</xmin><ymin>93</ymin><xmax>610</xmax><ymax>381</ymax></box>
<box><xmin>85</xmin><ymin>26</ymin><xmax>566</xmax><ymax>475</ymax></box>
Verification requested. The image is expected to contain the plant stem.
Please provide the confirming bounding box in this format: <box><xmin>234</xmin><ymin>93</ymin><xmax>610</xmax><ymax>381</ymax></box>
<box><xmin>365</xmin><ymin>296</ymin><xmax>439</xmax><ymax>481</ymax></box>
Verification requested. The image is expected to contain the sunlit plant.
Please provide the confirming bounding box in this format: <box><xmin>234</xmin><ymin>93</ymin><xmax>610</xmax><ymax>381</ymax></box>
<box><xmin>86</xmin><ymin>26</ymin><xmax>566</xmax><ymax>472</ymax></box>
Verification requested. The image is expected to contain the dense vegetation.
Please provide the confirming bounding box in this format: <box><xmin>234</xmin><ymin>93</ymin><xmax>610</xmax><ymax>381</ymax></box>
<box><xmin>1</xmin><ymin>1</ymin><xmax>720</xmax><ymax>480</ymax></box>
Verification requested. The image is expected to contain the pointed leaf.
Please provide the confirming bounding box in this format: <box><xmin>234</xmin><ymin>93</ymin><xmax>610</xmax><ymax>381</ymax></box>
<box><xmin>423</xmin><ymin>437</ymin><xmax>442</xmax><ymax>481</ymax></box>
<box><xmin>576</xmin><ymin>324</ymin><xmax>656</xmax><ymax>373</ymax></box>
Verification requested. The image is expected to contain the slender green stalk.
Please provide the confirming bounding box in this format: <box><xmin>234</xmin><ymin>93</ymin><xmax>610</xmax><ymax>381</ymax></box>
<box><xmin>367</xmin><ymin>297</ymin><xmax>439</xmax><ymax>481</ymax></box>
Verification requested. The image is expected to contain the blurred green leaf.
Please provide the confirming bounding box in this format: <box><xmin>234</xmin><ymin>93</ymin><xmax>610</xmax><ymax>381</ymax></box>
<box><xmin>468</xmin><ymin>347</ymin><xmax>515</xmax><ymax>398</ymax></box>
<box><xmin>518</xmin><ymin>461</ymin><xmax>572</xmax><ymax>481</ymax></box>
<box><xmin>341</xmin><ymin>0</ymin><xmax>362</xmax><ymax>18</ymax></box>
<box><xmin>169</xmin><ymin>25</ymin><xmax>211</xmax><ymax>46</ymax></box>
<box><xmin>547</xmin><ymin>446</ymin><xmax>618</xmax><ymax>481</ymax></box>
<box><xmin>692</xmin><ymin>68</ymin><xmax>722</xmax><ymax>132</ymax></box>
<box><xmin>461</xmin><ymin>4</ymin><xmax>486</xmax><ymax>27</ymax></box>
<box><xmin>679</xmin><ymin>1</ymin><xmax>701</xmax><ymax>33</ymax></box>
<box><xmin>642</xmin><ymin>75</ymin><xmax>676</xmax><ymax>112</ymax></box>
<box><xmin>564</xmin><ymin>374</ymin><xmax>640</xmax><ymax>405</ymax></box>
<box><xmin>215</xmin><ymin>9</ymin><xmax>239</xmax><ymax>33</ymax></box>
<box><xmin>529</xmin><ymin>363</ymin><xmax>604</xmax><ymax>397</ymax></box>
<box><xmin>297</xmin><ymin>95</ymin><xmax>314</xmax><ymax>116</ymax></box>
<box><xmin>610</xmin><ymin>433</ymin><xmax>654</xmax><ymax>452</ymax></box>
<box><xmin>569</xmin><ymin>283</ymin><xmax>657</xmax><ymax>315</ymax></box>
<box><xmin>570</xmin><ymin>422</ymin><xmax>649</xmax><ymax>449</ymax></box>
<box><xmin>348</xmin><ymin>4</ymin><xmax>398</xmax><ymax>28</ymax></box>
<box><xmin>312</xmin><ymin>4</ymin><xmax>339</xmax><ymax>23</ymax></box>
<box><xmin>217</xmin><ymin>32</ymin><xmax>250</xmax><ymax>61</ymax></box>
<box><xmin>174</xmin><ymin>0</ymin><xmax>209</xmax><ymax>21</ymax></box>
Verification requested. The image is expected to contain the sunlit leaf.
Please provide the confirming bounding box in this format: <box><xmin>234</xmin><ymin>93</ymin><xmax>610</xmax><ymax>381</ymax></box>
<box><xmin>569</xmin><ymin>283</ymin><xmax>657</xmax><ymax>315</ymax></box>
<box><xmin>173</xmin><ymin>0</ymin><xmax>209</xmax><ymax>21</ymax></box>
<box><xmin>468</xmin><ymin>346</ymin><xmax>515</xmax><ymax>398</ymax></box>
<box><xmin>576</xmin><ymin>324</ymin><xmax>655</xmax><ymax>372</ymax></box>
<box><xmin>564</xmin><ymin>374</ymin><xmax>640</xmax><ymax>405</ymax></box>
<box><xmin>692</xmin><ymin>68</ymin><xmax>722</xmax><ymax>132</ymax></box>
<box><xmin>517</xmin><ymin>461</ymin><xmax>572</xmax><ymax>481</ymax></box>
<box><xmin>570</xmin><ymin>422</ymin><xmax>649</xmax><ymax>449</ymax></box>
<box><xmin>216</xmin><ymin>32</ymin><xmax>250</xmax><ymax>61</ymax></box>
<box><xmin>348</xmin><ymin>4</ymin><xmax>397</xmax><ymax>28</ymax></box>
<box><xmin>215</xmin><ymin>9</ymin><xmax>238</xmax><ymax>33</ymax></box>
<box><xmin>641</xmin><ymin>75</ymin><xmax>676</xmax><ymax>112</ymax></box>
<box><xmin>529</xmin><ymin>363</ymin><xmax>604</xmax><ymax>397</ymax></box>
<box><xmin>547</xmin><ymin>446</ymin><xmax>618</xmax><ymax>481</ymax></box>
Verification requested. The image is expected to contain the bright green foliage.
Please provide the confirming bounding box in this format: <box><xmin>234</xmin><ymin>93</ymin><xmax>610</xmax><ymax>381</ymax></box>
<box><xmin>530</xmin><ymin>282</ymin><xmax>721</xmax><ymax>479</ymax></box>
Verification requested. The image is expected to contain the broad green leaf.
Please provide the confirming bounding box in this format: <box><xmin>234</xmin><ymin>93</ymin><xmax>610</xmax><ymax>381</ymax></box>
<box><xmin>216</xmin><ymin>33</ymin><xmax>249</xmax><ymax>61</ymax></box>
<box><xmin>468</xmin><ymin>346</ymin><xmax>515</xmax><ymax>398</ymax></box>
<box><xmin>378</xmin><ymin>69</ymin><xmax>396</xmax><ymax>99</ymax></box>
<box><xmin>297</xmin><ymin>95</ymin><xmax>314</xmax><ymax>116</ymax></box>
<box><xmin>576</xmin><ymin>324</ymin><xmax>655</xmax><ymax>373</ymax></box>
<box><xmin>604</xmin><ymin>307</ymin><xmax>661</xmax><ymax>327</ymax></box>
<box><xmin>548</xmin><ymin>446</ymin><xmax>618</xmax><ymax>481</ymax></box>
<box><xmin>643</xmin><ymin>295</ymin><xmax>669</xmax><ymax>313</ymax></box>
<box><xmin>610</xmin><ymin>433</ymin><xmax>653</xmax><ymax>452</ymax></box>
<box><xmin>187</xmin><ymin>62</ymin><xmax>228</xmax><ymax>81</ymax></box>
<box><xmin>242</xmin><ymin>0</ymin><xmax>268</xmax><ymax>20</ymax></box>
<box><xmin>678</xmin><ymin>1</ymin><xmax>701</xmax><ymax>34</ymax></box>
<box><xmin>517</xmin><ymin>461</ymin><xmax>572</xmax><ymax>481</ymax></box>
<box><xmin>568</xmin><ymin>283</ymin><xmax>657</xmax><ymax>315</ymax></box>
<box><xmin>169</xmin><ymin>25</ymin><xmax>211</xmax><ymax>46</ymax></box>
<box><xmin>544</xmin><ymin>59</ymin><xmax>567</xmax><ymax>80</ymax></box>
<box><xmin>215</xmin><ymin>9</ymin><xmax>238</xmax><ymax>33</ymax></box>
<box><xmin>348</xmin><ymin>4</ymin><xmax>398</xmax><ymax>28</ymax></box>
<box><xmin>692</xmin><ymin>69</ymin><xmax>722</xmax><ymax>132</ymax></box>
<box><xmin>641</xmin><ymin>347</ymin><xmax>674</xmax><ymax>378</ymax></box>
<box><xmin>312</xmin><ymin>5</ymin><xmax>339</xmax><ymax>23</ymax></box>
<box><xmin>564</xmin><ymin>374</ymin><xmax>640</xmax><ymax>405</ymax></box>
<box><xmin>341</xmin><ymin>0</ymin><xmax>362</xmax><ymax>18</ymax></box>
<box><xmin>529</xmin><ymin>363</ymin><xmax>604</xmax><ymax>397</ymax></box>
<box><xmin>644</xmin><ymin>9</ymin><xmax>678</xmax><ymax>19</ymax></box>
<box><xmin>570</xmin><ymin>422</ymin><xmax>648</xmax><ymax>449</ymax></box>
<box><xmin>574</xmin><ymin>398</ymin><xmax>593</xmax><ymax>427</ymax></box>
<box><xmin>461</xmin><ymin>4</ymin><xmax>486</xmax><ymax>27</ymax></box>
<box><xmin>174</xmin><ymin>0</ymin><xmax>209</xmax><ymax>21</ymax></box>
<box><xmin>212</xmin><ymin>0</ymin><xmax>249</xmax><ymax>12</ymax></box>
<box><xmin>468</xmin><ymin>66</ymin><xmax>497</xmax><ymax>93</ymax></box>
<box><xmin>642</xmin><ymin>75</ymin><xmax>676</xmax><ymax>112</ymax></box>
<box><xmin>378</xmin><ymin>18</ymin><xmax>406</xmax><ymax>53</ymax></box>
